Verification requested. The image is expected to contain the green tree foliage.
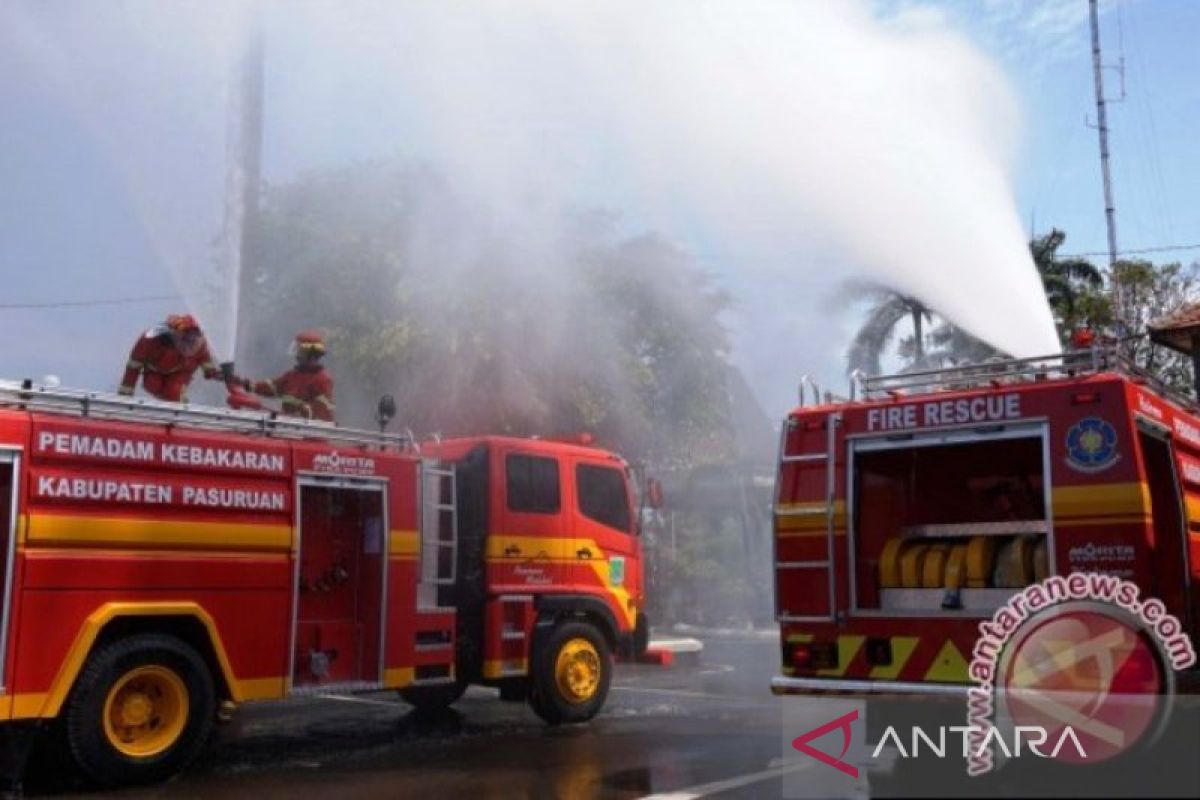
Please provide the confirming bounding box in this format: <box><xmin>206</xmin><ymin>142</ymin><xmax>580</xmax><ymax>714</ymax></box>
<box><xmin>843</xmin><ymin>284</ymin><xmax>933</xmax><ymax>375</ymax></box>
<box><xmin>243</xmin><ymin>160</ymin><xmax>735</xmax><ymax>467</ymax></box>
<box><xmin>1029</xmin><ymin>228</ymin><xmax>1104</xmax><ymax>338</ymax></box>
<box><xmin>843</xmin><ymin>282</ymin><xmax>1006</xmax><ymax>375</ymax></box>
<box><xmin>1113</xmin><ymin>259</ymin><xmax>1200</xmax><ymax>392</ymax></box>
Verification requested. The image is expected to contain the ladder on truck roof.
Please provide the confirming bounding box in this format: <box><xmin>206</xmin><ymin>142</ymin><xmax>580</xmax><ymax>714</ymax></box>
<box><xmin>773</xmin><ymin>409</ymin><xmax>840</xmax><ymax>623</ymax></box>
<box><xmin>0</xmin><ymin>379</ymin><xmax>413</xmax><ymax>451</ymax></box>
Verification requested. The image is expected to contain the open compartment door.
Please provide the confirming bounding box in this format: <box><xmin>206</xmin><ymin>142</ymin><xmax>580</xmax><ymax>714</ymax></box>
<box><xmin>850</xmin><ymin>424</ymin><xmax>1052</xmax><ymax>616</ymax></box>
<box><xmin>291</xmin><ymin>479</ymin><xmax>388</xmax><ymax>690</ymax></box>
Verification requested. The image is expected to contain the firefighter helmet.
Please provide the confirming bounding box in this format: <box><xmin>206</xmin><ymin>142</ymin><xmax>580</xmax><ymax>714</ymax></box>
<box><xmin>293</xmin><ymin>329</ymin><xmax>326</xmax><ymax>359</ymax></box>
<box><xmin>166</xmin><ymin>314</ymin><xmax>201</xmax><ymax>334</ymax></box>
<box><xmin>166</xmin><ymin>314</ymin><xmax>204</xmax><ymax>357</ymax></box>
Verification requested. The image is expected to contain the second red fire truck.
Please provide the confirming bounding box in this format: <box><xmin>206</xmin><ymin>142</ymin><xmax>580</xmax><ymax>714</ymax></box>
<box><xmin>771</xmin><ymin>348</ymin><xmax>1198</xmax><ymax>695</ymax></box>
<box><xmin>0</xmin><ymin>381</ymin><xmax>652</xmax><ymax>786</ymax></box>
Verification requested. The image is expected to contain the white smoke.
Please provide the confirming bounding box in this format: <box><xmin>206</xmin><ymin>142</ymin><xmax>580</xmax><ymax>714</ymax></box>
<box><xmin>2</xmin><ymin>0</ymin><xmax>1059</xmax><ymax>408</ymax></box>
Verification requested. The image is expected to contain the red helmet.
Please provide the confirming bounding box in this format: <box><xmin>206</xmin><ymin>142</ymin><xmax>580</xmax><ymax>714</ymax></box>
<box><xmin>294</xmin><ymin>329</ymin><xmax>326</xmax><ymax>357</ymax></box>
<box><xmin>1070</xmin><ymin>327</ymin><xmax>1096</xmax><ymax>349</ymax></box>
<box><xmin>166</xmin><ymin>314</ymin><xmax>201</xmax><ymax>334</ymax></box>
<box><xmin>165</xmin><ymin>314</ymin><xmax>204</xmax><ymax>356</ymax></box>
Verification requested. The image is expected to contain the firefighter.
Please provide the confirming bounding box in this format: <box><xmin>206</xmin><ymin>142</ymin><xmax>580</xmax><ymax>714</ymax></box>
<box><xmin>244</xmin><ymin>329</ymin><xmax>336</xmax><ymax>422</ymax></box>
<box><xmin>1070</xmin><ymin>326</ymin><xmax>1097</xmax><ymax>349</ymax></box>
<box><xmin>118</xmin><ymin>314</ymin><xmax>222</xmax><ymax>402</ymax></box>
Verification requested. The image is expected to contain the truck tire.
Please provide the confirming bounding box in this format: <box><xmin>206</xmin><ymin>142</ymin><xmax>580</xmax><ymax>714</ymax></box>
<box><xmin>529</xmin><ymin>620</ymin><xmax>612</xmax><ymax>725</ymax></box>
<box><xmin>400</xmin><ymin>681</ymin><xmax>467</xmax><ymax>712</ymax></box>
<box><xmin>65</xmin><ymin>633</ymin><xmax>215</xmax><ymax>787</ymax></box>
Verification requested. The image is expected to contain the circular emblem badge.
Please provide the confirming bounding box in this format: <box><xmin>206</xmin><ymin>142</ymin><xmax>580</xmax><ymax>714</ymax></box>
<box><xmin>997</xmin><ymin>603</ymin><xmax>1167</xmax><ymax>765</ymax></box>
<box><xmin>1066</xmin><ymin>417</ymin><xmax>1119</xmax><ymax>472</ymax></box>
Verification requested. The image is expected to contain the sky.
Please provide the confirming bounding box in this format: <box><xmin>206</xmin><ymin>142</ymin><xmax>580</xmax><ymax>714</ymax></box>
<box><xmin>0</xmin><ymin>0</ymin><xmax>1196</xmax><ymax>422</ymax></box>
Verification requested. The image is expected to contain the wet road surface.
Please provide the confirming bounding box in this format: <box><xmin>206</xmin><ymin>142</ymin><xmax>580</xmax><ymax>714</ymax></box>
<box><xmin>26</xmin><ymin>634</ymin><xmax>1199</xmax><ymax>799</ymax></box>
<box><xmin>31</xmin><ymin>636</ymin><xmax>798</xmax><ymax>799</ymax></box>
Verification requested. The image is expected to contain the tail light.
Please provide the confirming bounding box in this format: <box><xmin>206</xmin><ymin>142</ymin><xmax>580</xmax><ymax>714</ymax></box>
<box><xmin>790</xmin><ymin>644</ymin><xmax>812</xmax><ymax>669</ymax></box>
<box><xmin>787</xmin><ymin>641</ymin><xmax>838</xmax><ymax>671</ymax></box>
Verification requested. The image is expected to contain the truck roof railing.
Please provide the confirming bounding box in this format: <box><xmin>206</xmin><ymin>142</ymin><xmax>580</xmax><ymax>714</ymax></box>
<box><xmin>797</xmin><ymin>346</ymin><xmax>1197</xmax><ymax>412</ymax></box>
<box><xmin>0</xmin><ymin>379</ymin><xmax>414</xmax><ymax>451</ymax></box>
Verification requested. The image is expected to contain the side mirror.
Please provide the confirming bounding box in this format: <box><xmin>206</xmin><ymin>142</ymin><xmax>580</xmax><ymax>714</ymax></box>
<box><xmin>376</xmin><ymin>394</ymin><xmax>397</xmax><ymax>431</ymax></box>
<box><xmin>646</xmin><ymin>477</ymin><xmax>664</xmax><ymax>510</ymax></box>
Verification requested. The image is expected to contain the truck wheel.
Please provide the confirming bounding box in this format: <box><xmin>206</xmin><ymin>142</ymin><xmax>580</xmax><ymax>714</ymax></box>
<box><xmin>530</xmin><ymin>621</ymin><xmax>612</xmax><ymax>725</ymax></box>
<box><xmin>65</xmin><ymin>633</ymin><xmax>215</xmax><ymax>787</ymax></box>
<box><xmin>400</xmin><ymin>681</ymin><xmax>467</xmax><ymax>712</ymax></box>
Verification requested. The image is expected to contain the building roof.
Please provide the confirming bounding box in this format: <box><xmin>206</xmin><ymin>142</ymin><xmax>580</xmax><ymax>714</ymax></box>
<box><xmin>1148</xmin><ymin>302</ymin><xmax>1200</xmax><ymax>354</ymax></box>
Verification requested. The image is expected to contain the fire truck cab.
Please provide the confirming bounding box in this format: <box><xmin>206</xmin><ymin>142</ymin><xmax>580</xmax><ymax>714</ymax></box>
<box><xmin>0</xmin><ymin>380</ymin><xmax>646</xmax><ymax>786</ymax></box>
<box><xmin>771</xmin><ymin>349</ymin><xmax>1199</xmax><ymax>694</ymax></box>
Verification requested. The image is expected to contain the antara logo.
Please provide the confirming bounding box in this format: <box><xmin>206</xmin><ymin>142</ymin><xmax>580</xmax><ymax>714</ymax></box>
<box><xmin>791</xmin><ymin>709</ymin><xmax>859</xmax><ymax>778</ymax></box>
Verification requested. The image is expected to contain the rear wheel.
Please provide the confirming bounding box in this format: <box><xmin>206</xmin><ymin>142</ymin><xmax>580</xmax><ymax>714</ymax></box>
<box><xmin>399</xmin><ymin>681</ymin><xmax>467</xmax><ymax>712</ymax></box>
<box><xmin>529</xmin><ymin>621</ymin><xmax>612</xmax><ymax>725</ymax></box>
<box><xmin>65</xmin><ymin>634</ymin><xmax>215</xmax><ymax>787</ymax></box>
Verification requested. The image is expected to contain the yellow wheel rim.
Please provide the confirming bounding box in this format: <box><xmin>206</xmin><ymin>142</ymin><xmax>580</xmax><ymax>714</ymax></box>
<box><xmin>555</xmin><ymin>637</ymin><xmax>601</xmax><ymax>704</ymax></box>
<box><xmin>102</xmin><ymin>665</ymin><xmax>189</xmax><ymax>758</ymax></box>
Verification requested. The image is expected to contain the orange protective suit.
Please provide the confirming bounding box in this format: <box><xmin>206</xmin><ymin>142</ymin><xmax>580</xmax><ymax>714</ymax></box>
<box><xmin>252</xmin><ymin>365</ymin><xmax>335</xmax><ymax>422</ymax></box>
<box><xmin>119</xmin><ymin>328</ymin><xmax>220</xmax><ymax>402</ymax></box>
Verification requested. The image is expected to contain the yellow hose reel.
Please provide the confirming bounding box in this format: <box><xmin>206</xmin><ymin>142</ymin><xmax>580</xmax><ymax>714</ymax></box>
<box><xmin>878</xmin><ymin>534</ymin><xmax>1043</xmax><ymax>594</ymax></box>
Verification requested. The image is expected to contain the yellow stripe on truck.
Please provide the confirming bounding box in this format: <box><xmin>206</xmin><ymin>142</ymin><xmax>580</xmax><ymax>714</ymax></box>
<box><xmin>26</xmin><ymin>514</ymin><xmax>290</xmax><ymax>551</ymax></box>
<box><xmin>1051</xmin><ymin>482</ymin><xmax>1147</xmax><ymax>519</ymax></box>
<box><xmin>389</xmin><ymin>529</ymin><xmax>419</xmax><ymax>557</ymax></box>
<box><xmin>485</xmin><ymin>534</ymin><xmax>636</xmax><ymax>627</ymax></box>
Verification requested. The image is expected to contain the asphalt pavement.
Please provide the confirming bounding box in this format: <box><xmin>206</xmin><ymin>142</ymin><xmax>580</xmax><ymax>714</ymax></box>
<box><xmin>28</xmin><ymin>635</ymin><xmax>796</xmax><ymax>799</ymax></box>
<box><xmin>24</xmin><ymin>633</ymin><xmax>1199</xmax><ymax>799</ymax></box>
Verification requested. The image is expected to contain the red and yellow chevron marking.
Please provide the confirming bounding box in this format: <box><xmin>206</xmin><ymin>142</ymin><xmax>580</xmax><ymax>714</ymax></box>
<box><xmin>782</xmin><ymin>632</ymin><xmax>972</xmax><ymax>684</ymax></box>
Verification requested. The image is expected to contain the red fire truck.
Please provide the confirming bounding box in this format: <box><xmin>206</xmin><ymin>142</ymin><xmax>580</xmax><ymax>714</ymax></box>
<box><xmin>771</xmin><ymin>349</ymin><xmax>1198</xmax><ymax>694</ymax></box>
<box><xmin>0</xmin><ymin>380</ymin><xmax>650</xmax><ymax>786</ymax></box>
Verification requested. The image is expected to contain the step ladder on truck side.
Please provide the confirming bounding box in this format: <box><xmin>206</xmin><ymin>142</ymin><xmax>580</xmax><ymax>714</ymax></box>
<box><xmin>773</xmin><ymin>404</ymin><xmax>842</xmax><ymax>624</ymax></box>
<box><xmin>411</xmin><ymin>459</ymin><xmax>459</xmax><ymax>687</ymax></box>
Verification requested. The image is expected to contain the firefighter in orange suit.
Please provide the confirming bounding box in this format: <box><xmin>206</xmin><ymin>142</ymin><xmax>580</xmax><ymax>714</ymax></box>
<box><xmin>245</xmin><ymin>330</ymin><xmax>336</xmax><ymax>422</ymax></box>
<box><xmin>119</xmin><ymin>314</ymin><xmax>222</xmax><ymax>402</ymax></box>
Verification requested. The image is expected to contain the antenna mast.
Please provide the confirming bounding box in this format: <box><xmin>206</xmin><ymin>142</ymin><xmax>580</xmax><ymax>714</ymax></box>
<box><xmin>1089</xmin><ymin>0</ymin><xmax>1121</xmax><ymax>327</ymax></box>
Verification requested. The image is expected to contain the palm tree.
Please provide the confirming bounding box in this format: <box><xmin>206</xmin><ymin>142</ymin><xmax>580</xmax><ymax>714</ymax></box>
<box><xmin>844</xmin><ymin>284</ymin><xmax>933</xmax><ymax>376</ymax></box>
<box><xmin>923</xmin><ymin>320</ymin><xmax>1005</xmax><ymax>367</ymax></box>
<box><xmin>1030</xmin><ymin>229</ymin><xmax>1104</xmax><ymax>338</ymax></box>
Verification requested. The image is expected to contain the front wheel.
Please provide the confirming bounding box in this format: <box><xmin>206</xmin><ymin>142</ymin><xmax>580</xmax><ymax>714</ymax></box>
<box><xmin>65</xmin><ymin>633</ymin><xmax>215</xmax><ymax>787</ymax></box>
<box><xmin>529</xmin><ymin>621</ymin><xmax>612</xmax><ymax>725</ymax></box>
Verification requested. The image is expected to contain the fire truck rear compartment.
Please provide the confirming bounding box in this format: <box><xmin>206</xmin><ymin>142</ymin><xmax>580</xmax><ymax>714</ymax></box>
<box><xmin>852</xmin><ymin>428</ymin><xmax>1050</xmax><ymax>615</ymax></box>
